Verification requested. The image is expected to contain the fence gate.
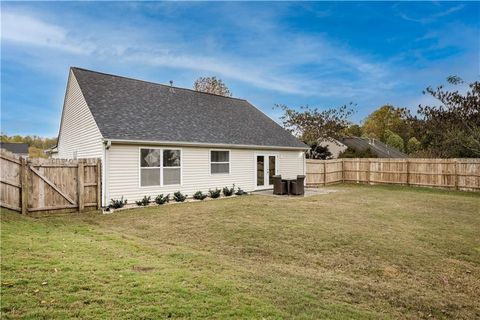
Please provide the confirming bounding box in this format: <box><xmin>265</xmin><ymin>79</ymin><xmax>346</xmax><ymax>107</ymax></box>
<box><xmin>0</xmin><ymin>149</ymin><xmax>101</xmax><ymax>214</ymax></box>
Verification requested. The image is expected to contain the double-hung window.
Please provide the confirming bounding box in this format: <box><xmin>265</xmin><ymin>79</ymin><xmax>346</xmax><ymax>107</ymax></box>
<box><xmin>163</xmin><ymin>149</ymin><xmax>181</xmax><ymax>185</ymax></box>
<box><xmin>210</xmin><ymin>150</ymin><xmax>230</xmax><ymax>174</ymax></box>
<box><xmin>140</xmin><ymin>148</ymin><xmax>181</xmax><ymax>186</ymax></box>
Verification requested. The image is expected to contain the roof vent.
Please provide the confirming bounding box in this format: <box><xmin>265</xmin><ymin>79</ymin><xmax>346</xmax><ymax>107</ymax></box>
<box><xmin>169</xmin><ymin>80</ymin><xmax>175</xmax><ymax>93</ymax></box>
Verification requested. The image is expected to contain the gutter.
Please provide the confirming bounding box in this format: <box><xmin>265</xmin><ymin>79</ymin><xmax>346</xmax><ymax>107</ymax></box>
<box><xmin>104</xmin><ymin>138</ymin><xmax>309</xmax><ymax>151</ymax></box>
<box><xmin>102</xmin><ymin>140</ymin><xmax>111</xmax><ymax>207</ymax></box>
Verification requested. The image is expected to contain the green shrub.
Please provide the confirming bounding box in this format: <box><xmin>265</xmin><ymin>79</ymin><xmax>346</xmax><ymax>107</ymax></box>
<box><xmin>173</xmin><ymin>191</ymin><xmax>187</xmax><ymax>202</ymax></box>
<box><xmin>383</xmin><ymin>129</ymin><xmax>395</xmax><ymax>141</ymax></box>
<box><xmin>193</xmin><ymin>191</ymin><xmax>208</xmax><ymax>200</ymax></box>
<box><xmin>222</xmin><ymin>185</ymin><xmax>234</xmax><ymax>197</ymax></box>
<box><xmin>155</xmin><ymin>194</ymin><xmax>169</xmax><ymax>205</ymax></box>
<box><xmin>135</xmin><ymin>196</ymin><xmax>151</xmax><ymax>207</ymax></box>
<box><xmin>385</xmin><ymin>132</ymin><xmax>405</xmax><ymax>152</ymax></box>
<box><xmin>407</xmin><ymin>137</ymin><xmax>421</xmax><ymax>154</ymax></box>
<box><xmin>208</xmin><ymin>188</ymin><xmax>221</xmax><ymax>199</ymax></box>
<box><xmin>235</xmin><ymin>187</ymin><xmax>247</xmax><ymax>196</ymax></box>
<box><xmin>110</xmin><ymin>197</ymin><xmax>127</xmax><ymax>209</ymax></box>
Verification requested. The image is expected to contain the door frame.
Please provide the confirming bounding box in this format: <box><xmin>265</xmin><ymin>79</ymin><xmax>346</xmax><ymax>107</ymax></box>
<box><xmin>254</xmin><ymin>153</ymin><xmax>279</xmax><ymax>190</ymax></box>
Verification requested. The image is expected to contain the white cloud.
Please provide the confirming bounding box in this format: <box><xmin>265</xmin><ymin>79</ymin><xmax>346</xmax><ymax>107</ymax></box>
<box><xmin>1</xmin><ymin>5</ymin><xmax>472</xmax><ymax>106</ymax></box>
<box><xmin>1</xmin><ymin>10</ymin><xmax>313</xmax><ymax>94</ymax></box>
<box><xmin>3</xmin><ymin>8</ymin><xmax>389</xmax><ymax>97</ymax></box>
<box><xmin>1</xmin><ymin>12</ymin><xmax>93</xmax><ymax>54</ymax></box>
<box><xmin>397</xmin><ymin>4</ymin><xmax>465</xmax><ymax>24</ymax></box>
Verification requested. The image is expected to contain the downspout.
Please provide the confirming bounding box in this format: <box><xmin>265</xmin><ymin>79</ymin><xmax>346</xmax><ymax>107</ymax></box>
<box><xmin>303</xmin><ymin>150</ymin><xmax>307</xmax><ymax>185</ymax></box>
<box><xmin>102</xmin><ymin>140</ymin><xmax>111</xmax><ymax>207</ymax></box>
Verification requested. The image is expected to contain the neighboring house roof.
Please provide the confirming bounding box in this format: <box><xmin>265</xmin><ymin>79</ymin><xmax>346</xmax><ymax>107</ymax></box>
<box><xmin>319</xmin><ymin>137</ymin><xmax>347</xmax><ymax>148</ymax></box>
<box><xmin>339</xmin><ymin>137</ymin><xmax>408</xmax><ymax>158</ymax></box>
<box><xmin>71</xmin><ymin>67</ymin><xmax>307</xmax><ymax>149</ymax></box>
<box><xmin>0</xmin><ymin>142</ymin><xmax>29</xmax><ymax>155</ymax></box>
<box><xmin>318</xmin><ymin>138</ymin><xmax>348</xmax><ymax>159</ymax></box>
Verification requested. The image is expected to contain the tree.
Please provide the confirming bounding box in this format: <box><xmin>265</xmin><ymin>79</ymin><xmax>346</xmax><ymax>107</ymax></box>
<box><xmin>415</xmin><ymin>77</ymin><xmax>480</xmax><ymax>157</ymax></box>
<box><xmin>276</xmin><ymin>104</ymin><xmax>354</xmax><ymax>143</ymax></box>
<box><xmin>385</xmin><ymin>131</ymin><xmax>404</xmax><ymax>152</ymax></box>
<box><xmin>306</xmin><ymin>141</ymin><xmax>332</xmax><ymax>160</ymax></box>
<box><xmin>362</xmin><ymin>105</ymin><xmax>411</xmax><ymax>142</ymax></box>
<box><xmin>406</xmin><ymin>137</ymin><xmax>421</xmax><ymax>154</ymax></box>
<box><xmin>193</xmin><ymin>76</ymin><xmax>232</xmax><ymax>97</ymax></box>
<box><xmin>342</xmin><ymin>124</ymin><xmax>363</xmax><ymax>137</ymax></box>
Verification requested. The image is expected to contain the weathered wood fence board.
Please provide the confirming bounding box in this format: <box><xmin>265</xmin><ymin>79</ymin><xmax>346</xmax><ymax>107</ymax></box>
<box><xmin>0</xmin><ymin>149</ymin><xmax>101</xmax><ymax>213</ymax></box>
<box><xmin>306</xmin><ymin>158</ymin><xmax>480</xmax><ymax>191</ymax></box>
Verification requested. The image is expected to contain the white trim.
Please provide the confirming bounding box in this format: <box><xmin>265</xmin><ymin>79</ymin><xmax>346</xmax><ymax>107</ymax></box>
<box><xmin>163</xmin><ymin>148</ymin><xmax>183</xmax><ymax>186</ymax></box>
<box><xmin>303</xmin><ymin>151</ymin><xmax>306</xmax><ymax>176</ymax></box>
<box><xmin>138</xmin><ymin>147</ymin><xmax>182</xmax><ymax>188</ymax></box>
<box><xmin>254</xmin><ymin>152</ymin><xmax>279</xmax><ymax>190</ymax></box>
<box><xmin>107</xmin><ymin>138</ymin><xmax>308</xmax><ymax>151</ymax></box>
<box><xmin>102</xmin><ymin>143</ymin><xmax>108</xmax><ymax>207</ymax></box>
<box><xmin>209</xmin><ymin>149</ymin><xmax>230</xmax><ymax>175</ymax></box>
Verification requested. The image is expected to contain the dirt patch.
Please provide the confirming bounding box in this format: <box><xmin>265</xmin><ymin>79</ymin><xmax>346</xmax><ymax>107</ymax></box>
<box><xmin>132</xmin><ymin>266</ymin><xmax>154</xmax><ymax>273</ymax></box>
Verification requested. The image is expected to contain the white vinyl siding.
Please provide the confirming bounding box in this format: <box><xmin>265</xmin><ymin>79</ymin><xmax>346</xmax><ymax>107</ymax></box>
<box><xmin>55</xmin><ymin>70</ymin><xmax>103</xmax><ymax>159</ymax></box>
<box><xmin>107</xmin><ymin>144</ymin><xmax>304</xmax><ymax>202</ymax></box>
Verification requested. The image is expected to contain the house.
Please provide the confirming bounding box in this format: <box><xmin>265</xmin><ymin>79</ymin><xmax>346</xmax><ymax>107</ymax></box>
<box><xmin>0</xmin><ymin>142</ymin><xmax>29</xmax><ymax>157</ymax></box>
<box><xmin>53</xmin><ymin>67</ymin><xmax>308</xmax><ymax>206</ymax></box>
<box><xmin>318</xmin><ymin>138</ymin><xmax>347</xmax><ymax>159</ymax></box>
<box><xmin>339</xmin><ymin>136</ymin><xmax>407</xmax><ymax>158</ymax></box>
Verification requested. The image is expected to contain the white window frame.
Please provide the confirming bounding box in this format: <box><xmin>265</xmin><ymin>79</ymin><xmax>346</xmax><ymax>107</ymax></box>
<box><xmin>209</xmin><ymin>149</ymin><xmax>230</xmax><ymax>175</ymax></box>
<box><xmin>139</xmin><ymin>147</ymin><xmax>182</xmax><ymax>188</ymax></box>
<box><xmin>253</xmin><ymin>152</ymin><xmax>279</xmax><ymax>190</ymax></box>
<box><xmin>162</xmin><ymin>149</ymin><xmax>182</xmax><ymax>186</ymax></box>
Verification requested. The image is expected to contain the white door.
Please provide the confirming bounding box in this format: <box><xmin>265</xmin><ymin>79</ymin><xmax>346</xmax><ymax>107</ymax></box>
<box><xmin>255</xmin><ymin>154</ymin><xmax>277</xmax><ymax>189</ymax></box>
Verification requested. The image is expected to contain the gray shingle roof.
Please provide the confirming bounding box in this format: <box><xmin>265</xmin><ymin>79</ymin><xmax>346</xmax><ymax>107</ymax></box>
<box><xmin>72</xmin><ymin>67</ymin><xmax>307</xmax><ymax>149</ymax></box>
<box><xmin>0</xmin><ymin>142</ymin><xmax>29</xmax><ymax>155</ymax></box>
<box><xmin>339</xmin><ymin>137</ymin><xmax>407</xmax><ymax>158</ymax></box>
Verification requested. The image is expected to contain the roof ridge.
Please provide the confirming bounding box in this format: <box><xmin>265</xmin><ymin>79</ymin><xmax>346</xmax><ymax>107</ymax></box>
<box><xmin>70</xmin><ymin>66</ymin><xmax>247</xmax><ymax>102</ymax></box>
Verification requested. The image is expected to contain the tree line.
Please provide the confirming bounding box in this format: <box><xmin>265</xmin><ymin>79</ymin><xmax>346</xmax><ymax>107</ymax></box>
<box><xmin>0</xmin><ymin>134</ymin><xmax>57</xmax><ymax>158</ymax></box>
<box><xmin>277</xmin><ymin>76</ymin><xmax>479</xmax><ymax>158</ymax></box>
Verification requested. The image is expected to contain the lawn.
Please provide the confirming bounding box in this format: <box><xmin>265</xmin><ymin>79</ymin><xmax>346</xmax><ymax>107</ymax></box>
<box><xmin>1</xmin><ymin>184</ymin><xmax>479</xmax><ymax>319</ymax></box>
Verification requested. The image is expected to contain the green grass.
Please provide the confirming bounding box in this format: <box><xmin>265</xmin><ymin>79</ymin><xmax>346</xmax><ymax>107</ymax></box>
<box><xmin>1</xmin><ymin>184</ymin><xmax>479</xmax><ymax>319</ymax></box>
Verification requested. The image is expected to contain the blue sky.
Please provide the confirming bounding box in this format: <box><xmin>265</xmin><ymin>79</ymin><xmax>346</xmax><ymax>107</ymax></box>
<box><xmin>1</xmin><ymin>1</ymin><xmax>479</xmax><ymax>137</ymax></box>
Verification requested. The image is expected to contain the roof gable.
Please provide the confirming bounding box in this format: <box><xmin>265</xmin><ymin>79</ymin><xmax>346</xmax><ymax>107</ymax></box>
<box><xmin>0</xmin><ymin>143</ymin><xmax>29</xmax><ymax>154</ymax></box>
<box><xmin>71</xmin><ymin>67</ymin><xmax>306</xmax><ymax>149</ymax></box>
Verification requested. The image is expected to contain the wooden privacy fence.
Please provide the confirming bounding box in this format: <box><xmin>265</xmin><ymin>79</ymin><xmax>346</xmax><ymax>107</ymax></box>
<box><xmin>306</xmin><ymin>158</ymin><xmax>480</xmax><ymax>191</ymax></box>
<box><xmin>0</xmin><ymin>149</ymin><xmax>101</xmax><ymax>214</ymax></box>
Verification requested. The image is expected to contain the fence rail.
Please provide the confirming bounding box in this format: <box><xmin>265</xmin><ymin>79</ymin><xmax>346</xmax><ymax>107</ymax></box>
<box><xmin>306</xmin><ymin>158</ymin><xmax>480</xmax><ymax>191</ymax></box>
<box><xmin>0</xmin><ymin>149</ymin><xmax>101</xmax><ymax>214</ymax></box>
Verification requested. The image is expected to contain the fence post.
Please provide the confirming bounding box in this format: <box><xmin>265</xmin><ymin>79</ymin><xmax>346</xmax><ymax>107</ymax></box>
<box><xmin>96</xmin><ymin>160</ymin><xmax>102</xmax><ymax>209</ymax></box>
<box><xmin>406</xmin><ymin>159</ymin><xmax>410</xmax><ymax>186</ymax></box>
<box><xmin>20</xmin><ymin>157</ymin><xmax>28</xmax><ymax>215</ymax></box>
<box><xmin>341</xmin><ymin>159</ymin><xmax>345</xmax><ymax>183</ymax></box>
<box><xmin>367</xmin><ymin>159</ymin><xmax>371</xmax><ymax>184</ymax></box>
<box><xmin>323</xmin><ymin>161</ymin><xmax>327</xmax><ymax>186</ymax></box>
<box><xmin>77</xmin><ymin>160</ymin><xmax>84</xmax><ymax>212</ymax></box>
<box><xmin>454</xmin><ymin>159</ymin><xmax>458</xmax><ymax>190</ymax></box>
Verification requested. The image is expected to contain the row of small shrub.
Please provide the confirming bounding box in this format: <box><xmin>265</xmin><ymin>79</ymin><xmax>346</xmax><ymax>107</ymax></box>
<box><xmin>110</xmin><ymin>185</ymin><xmax>247</xmax><ymax>208</ymax></box>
